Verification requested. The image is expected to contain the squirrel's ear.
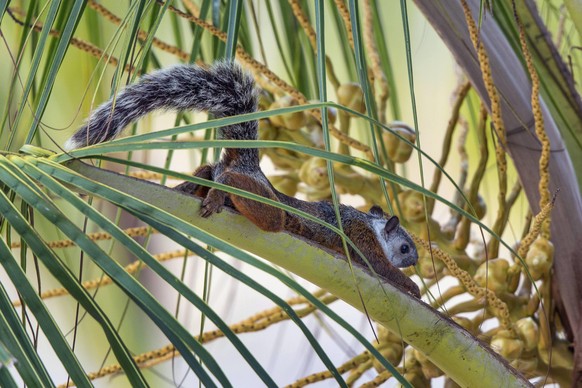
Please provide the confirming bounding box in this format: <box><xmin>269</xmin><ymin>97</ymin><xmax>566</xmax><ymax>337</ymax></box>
<box><xmin>385</xmin><ymin>216</ymin><xmax>400</xmax><ymax>233</ymax></box>
<box><xmin>369</xmin><ymin>205</ymin><xmax>384</xmax><ymax>217</ymax></box>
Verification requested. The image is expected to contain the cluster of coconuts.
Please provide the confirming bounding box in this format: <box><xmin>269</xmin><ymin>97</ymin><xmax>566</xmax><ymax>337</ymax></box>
<box><xmin>372</xmin><ymin>315</ymin><xmax>541</xmax><ymax>385</ymax></box>
<box><xmin>259</xmin><ymin>83</ymin><xmax>419</xmax><ymax>201</ymax></box>
<box><xmin>261</xmin><ymin>83</ymin><xmax>553</xmax><ymax>377</ymax></box>
<box><xmin>385</xmin><ymin>159</ymin><xmax>551</xmax><ymax>375</ymax></box>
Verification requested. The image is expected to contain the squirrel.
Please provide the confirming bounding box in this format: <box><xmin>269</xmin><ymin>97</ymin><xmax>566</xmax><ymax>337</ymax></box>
<box><xmin>65</xmin><ymin>62</ymin><xmax>420</xmax><ymax>297</ymax></box>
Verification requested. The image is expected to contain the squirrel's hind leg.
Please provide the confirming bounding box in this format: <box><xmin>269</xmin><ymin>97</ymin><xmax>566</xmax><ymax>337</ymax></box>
<box><xmin>174</xmin><ymin>164</ymin><xmax>213</xmax><ymax>198</ymax></box>
<box><xmin>201</xmin><ymin>171</ymin><xmax>285</xmax><ymax>232</ymax></box>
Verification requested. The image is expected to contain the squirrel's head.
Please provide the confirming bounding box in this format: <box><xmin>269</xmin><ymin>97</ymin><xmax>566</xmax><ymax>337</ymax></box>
<box><xmin>369</xmin><ymin>205</ymin><xmax>418</xmax><ymax>268</ymax></box>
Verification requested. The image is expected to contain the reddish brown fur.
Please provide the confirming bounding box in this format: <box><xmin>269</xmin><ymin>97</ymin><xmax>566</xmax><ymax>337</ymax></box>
<box><xmin>201</xmin><ymin>171</ymin><xmax>285</xmax><ymax>232</ymax></box>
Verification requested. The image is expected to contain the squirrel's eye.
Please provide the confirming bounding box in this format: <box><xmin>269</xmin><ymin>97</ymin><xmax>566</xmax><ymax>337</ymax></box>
<box><xmin>400</xmin><ymin>244</ymin><xmax>410</xmax><ymax>254</ymax></box>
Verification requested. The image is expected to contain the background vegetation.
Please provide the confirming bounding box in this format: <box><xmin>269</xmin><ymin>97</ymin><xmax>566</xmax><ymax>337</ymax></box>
<box><xmin>0</xmin><ymin>0</ymin><xmax>581</xmax><ymax>386</ymax></box>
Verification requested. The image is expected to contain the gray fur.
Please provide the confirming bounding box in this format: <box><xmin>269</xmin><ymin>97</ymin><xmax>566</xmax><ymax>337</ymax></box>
<box><xmin>65</xmin><ymin>62</ymin><xmax>258</xmax><ymax>156</ymax></box>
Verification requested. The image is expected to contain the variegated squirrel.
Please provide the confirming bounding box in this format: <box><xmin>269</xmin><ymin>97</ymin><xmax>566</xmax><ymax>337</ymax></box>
<box><xmin>65</xmin><ymin>62</ymin><xmax>420</xmax><ymax>297</ymax></box>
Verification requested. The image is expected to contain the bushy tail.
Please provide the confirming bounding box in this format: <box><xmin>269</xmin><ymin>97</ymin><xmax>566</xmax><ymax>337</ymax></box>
<box><xmin>65</xmin><ymin>62</ymin><xmax>258</xmax><ymax>150</ymax></box>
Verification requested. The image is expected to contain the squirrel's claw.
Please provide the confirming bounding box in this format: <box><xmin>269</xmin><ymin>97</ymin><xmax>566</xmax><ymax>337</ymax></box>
<box><xmin>200</xmin><ymin>189</ymin><xmax>226</xmax><ymax>217</ymax></box>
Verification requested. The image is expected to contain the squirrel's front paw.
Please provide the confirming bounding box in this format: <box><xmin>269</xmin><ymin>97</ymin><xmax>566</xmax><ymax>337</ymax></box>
<box><xmin>200</xmin><ymin>189</ymin><xmax>226</xmax><ymax>217</ymax></box>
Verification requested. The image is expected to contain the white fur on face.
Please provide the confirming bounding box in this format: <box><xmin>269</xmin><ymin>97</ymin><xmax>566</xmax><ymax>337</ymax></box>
<box><xmin>371</xmin><ymin>218</ymin><xmax>417</xmax><ymax>268</ymax></box>
<box><xmin>371</xmin><ymin>218</ymin><xmax>400</xmax><ymax>266</ymax></box>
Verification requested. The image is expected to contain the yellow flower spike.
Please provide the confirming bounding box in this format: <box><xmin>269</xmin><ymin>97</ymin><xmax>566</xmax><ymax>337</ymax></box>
<box><xmin>288</xmin><ymin>0</ymin><xmax>316</xmax><ymax>49</ymax></box>
<box><xmin>384</xmin><ymin>121</ymin><xmax>417</xmax><ymax>163</ymax></box>
<box><xmin>512</xmin><ymin>4</ymin><xmax>552</xmax><ymax>239</ymax></box>
<box><xmin>362</xmin><ymin>0</ymin><xmax>390</xmax><ymax>123</ymax></box>
<box><xmin>286</xmin><ymin>0</ymin><xmax>341</xmax><ymax>90</ymax></box>
<box><xmin>460</xmin><ymin>0</ymin><xmax>509</xmax><ymax>259</ymax></box>
<box><xmin>337</xmin><ymin>83</ymin><xmax>366</xmax><ymax>114</ymax></box>
<box><xmin>10</xmin><ymin>3</ymin><xmax>144</xmax><ymax>75</ymax></box>
<box><xmin>524</xmin><ymin>237</ymin><xmax>554</xmax><ymax>281</ymax></box>
<box><xmin>514</xmin><ymin>317</ymin><xmax>540</xmax><ymax>353</ymax></box>
<box><xmin>332</xmin><ymin>0</ymin><xmax>354</xmax><ymax>50</ymax></box>
<box><xmin>412</xmin><ymin>235</ymin><xmax>514</xmax><ymax>332</ymax></box>
<box><xmin>474</xmin><ymin>258</ymin><xmax>510</xmax><ymax>294</ymax></box>
<box><xmin>517</xmin><ymin>197</ymin><xmax>556</xmax><ymax>263</ymax></box>
<box><xmin>87</xmin><ymin>0</ymin><xmax>190</xmax><ymax>63</ymax></box>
